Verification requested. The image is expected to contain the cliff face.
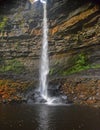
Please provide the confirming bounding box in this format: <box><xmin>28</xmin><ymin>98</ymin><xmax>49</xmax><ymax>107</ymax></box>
<box><xmin>0</xmin><ymin>0</ymin><xmax>100</xmax><ymax>78</ymax></box>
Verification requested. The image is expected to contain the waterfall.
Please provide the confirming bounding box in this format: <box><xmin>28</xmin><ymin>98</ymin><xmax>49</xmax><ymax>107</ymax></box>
<box><xmin>29</xmin><ymin>0</ymin><xmax>67</xmax><ymax>105</ymax></box>
<box><xmin>39</xmin><ymin>0</ymin><xmax>57</xmax><ymax>104</ymax></box>
<box><xmin>39</xmin><ymin>0</ymin><xmax>49</xmax><ymax>101</ymax></box>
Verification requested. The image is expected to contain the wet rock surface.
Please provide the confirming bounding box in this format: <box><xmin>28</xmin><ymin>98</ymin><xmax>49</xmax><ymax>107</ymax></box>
<box><xmin>0</xmin><ymin>0</ymin><xmax>99</xmax><ymax>77</ymax></box>
<box><xmin>0</xmin><ymin>0</ymin><xmax>100</xmax><ymax>107</ymax></box>
<box><xmin>0</xmin><ymin>78</ymin><xmax>34</xmax><ymax>104</ymax></box>
<box><xmin>27</xmin><ymin>84</ymin><xmax>68</xmax><ymax>104</ymax></box>
<box><xmin>0</xmin><ymin>69</ymin><xmax>99</xmax><ymax>107</ymax></box>
<box><xmin>50</xmin><ymin>69</ymin><xmax>100</xmax><ymax>107</ymax></box>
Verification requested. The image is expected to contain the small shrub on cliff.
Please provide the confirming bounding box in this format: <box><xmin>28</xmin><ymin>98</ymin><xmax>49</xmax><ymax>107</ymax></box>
<box><xmin>0</xmin><ymin>16</ymin><xmax>8</xmax><ymax>31</ymax></box>
<box><xmin>63</xmin><ymin>53</ymin><xmax>90</xmax><ymax>75</ymax></box>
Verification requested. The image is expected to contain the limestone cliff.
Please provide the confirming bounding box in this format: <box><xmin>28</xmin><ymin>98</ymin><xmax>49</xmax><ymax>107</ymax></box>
<box><xmin>0</xmin><ymin>0</ymin><xmax>100</xmax><ymax>79</ymax></box>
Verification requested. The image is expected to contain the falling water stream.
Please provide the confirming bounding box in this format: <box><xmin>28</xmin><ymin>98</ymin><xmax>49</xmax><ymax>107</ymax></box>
<box><xmin>30</xmin><ymin>0</ymin><xmax>67</xmax><ymax>104</ymax></box>
<box><xmin>30</xmin><ymin>0</ymin><xmax>51</xmax><ymax>103</ymax></box>
<box><xmin>39</xmin><ymin>0</ymin><xmax>60</xmax><ymax>104</ymax></box>
<box><xmin>39</xmin><ymin>0</ymin><xmax>49</xmax><ymax>101</ymax></box>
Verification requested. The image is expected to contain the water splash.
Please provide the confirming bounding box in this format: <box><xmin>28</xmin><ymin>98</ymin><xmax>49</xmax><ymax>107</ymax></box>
<box><xmin>39</xmin><ymin>1</ymin><xmax>49</xmax><ymax>101</ymax></box>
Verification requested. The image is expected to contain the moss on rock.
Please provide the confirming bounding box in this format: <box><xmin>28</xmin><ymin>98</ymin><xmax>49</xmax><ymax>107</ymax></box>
<box><xmin>0</xmin><ymin>59</ymin><xmax>25</xmax><ymax>74</ymax></box>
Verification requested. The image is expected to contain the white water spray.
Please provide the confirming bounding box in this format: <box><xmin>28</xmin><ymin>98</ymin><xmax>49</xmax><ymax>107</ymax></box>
<box><xmin>39</xmin><ymin>0</ymin><xmax>49</xmax><ymax>101</ymax></box>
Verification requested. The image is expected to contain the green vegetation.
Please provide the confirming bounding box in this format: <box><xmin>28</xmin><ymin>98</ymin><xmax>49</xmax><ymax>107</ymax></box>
<box><xmin>49</xmin><ymin>54</ymin><xmax>100</xmax><ymax>76</ymax></box>
<box><xmin>0</xmin><ymin>16</ymin><xmax>8</xmax><ymax>31</ymax></box>
<box><xmin>49</xmin><ymin>68</ymin><xmax>55</xmax><ymax>75</ymax></box>
<box><xmin>63</xmin><ymin>54</ymin><xmax>100</xmax><ymax>76</ymax></box>
<box><xmin>63</xmin><ymin>53</ymin><xmax>89</xmax><ymax>75</ymax></box>
<box><xmin>0</xmin><ymin>59</ymin><xmax>25</xmax><ymax>73</ymax></box>
<box><xmin>49</xmin><ymin>61</ymin><xmax>59</xmax><ymax>75</ymax></box>
<box><xmin>91</xmin><ymin>64</ymin><xmax>100</xmax><ymax>69</ymax></box>
<box><xmin>0</xmin><ymin>16</ymin><xmax>8</xmax><ymax>39</ymax></box>
<box><xmin>63</xmin><ymin>64</ymin><xmax>100</xmax><ymax>75</ymax></box>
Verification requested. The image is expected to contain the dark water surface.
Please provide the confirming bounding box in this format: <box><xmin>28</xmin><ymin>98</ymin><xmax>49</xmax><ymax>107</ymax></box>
<box><xmin>0</xmin><ymin>104</ymin><xmax>100</xmax><ymax>130</ymax></box>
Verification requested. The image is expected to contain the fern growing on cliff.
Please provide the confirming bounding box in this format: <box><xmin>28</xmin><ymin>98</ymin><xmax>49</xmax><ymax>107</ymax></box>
<box><xmin>63</xmin><ymin>53</ymin><xmax>90</xmax><ymax>75</ymax></box>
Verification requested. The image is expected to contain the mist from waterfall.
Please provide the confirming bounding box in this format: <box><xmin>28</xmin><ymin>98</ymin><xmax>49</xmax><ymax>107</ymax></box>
<box><xmin>39</xmin><ymin>1</ymin><xmax>49</xmax><ymax>101</ymax></box>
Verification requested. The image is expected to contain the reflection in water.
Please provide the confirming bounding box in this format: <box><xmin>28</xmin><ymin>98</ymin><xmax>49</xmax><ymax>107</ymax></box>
<box><xmin>38</xmin><ymin>105</ymin><xmax>49</xmax><ymax>130</ymax></box>
<box><xmin>0</xmin><ymin>104</ymin><xmax>100</xmax><ymax>130</ymax></box>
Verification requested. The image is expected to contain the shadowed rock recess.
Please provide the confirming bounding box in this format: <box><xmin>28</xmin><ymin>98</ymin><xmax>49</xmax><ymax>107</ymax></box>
<box><xmin>0</xmin><ymin>0</ymin><xmax>100</xmax><ymax>106</ymax></box>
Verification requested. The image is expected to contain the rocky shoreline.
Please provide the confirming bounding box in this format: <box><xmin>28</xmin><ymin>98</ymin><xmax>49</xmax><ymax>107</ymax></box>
<box><xmin>62</xmin><ymin>77</ymin><xmax>100</xmax><ymax>107</ymax></box>
<box><xmin>50</xmin><ymin>69</ymin><xmax>100</xmax><ymax>107</ymax></box>
<box><xmin>0</xmin><ymin>69</ymin><xmax>99</xmax><ymax>108</ymax></box>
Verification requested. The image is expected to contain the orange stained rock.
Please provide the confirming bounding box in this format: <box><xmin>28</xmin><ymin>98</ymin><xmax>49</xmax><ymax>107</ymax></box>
<box><xmin>86</xmin><ymin>99</ymin><xmax>96</xmax><ymax>104</ymax></box>
<box><xmin>31</xmin><ymin>29</ymin><xmax>42</xmax><ymax>36</ymax></box>
<box><xmin>50</xmin><ymin>5</ymin><xmax>99</xmax><ymax>35</ymax></box>
<box><xmin>50</xmin><ymin>26</ymin><xmax>59</xmax><ymax>36</ymax></box>
<box><xmin>2</xmin><ymin>94</ymin><xmax>9</xmax><ymax>99</ymax></box>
